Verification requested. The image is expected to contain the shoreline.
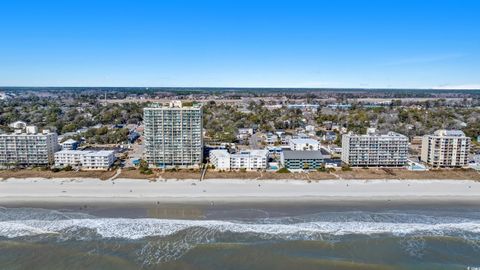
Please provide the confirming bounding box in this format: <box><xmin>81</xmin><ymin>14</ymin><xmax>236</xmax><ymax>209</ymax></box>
<box><xmin>1</xmin><ymin>177</ymin><xmax>480</xmax><ymax>203</ymax></box>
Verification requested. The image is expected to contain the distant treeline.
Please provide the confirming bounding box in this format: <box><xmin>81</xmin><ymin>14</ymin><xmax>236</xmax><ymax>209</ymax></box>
<box><xmin>1</xmin><ymin>87</ymin><xmax>480</xmax><ymax>97</ymax></box>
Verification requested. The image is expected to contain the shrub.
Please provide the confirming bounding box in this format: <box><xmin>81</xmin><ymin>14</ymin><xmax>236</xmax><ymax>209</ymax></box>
<box><xmin>138</xmin><ymin>159</ymin><xmax>153</xmax><ymax>175</ymax></box>
<box><xmin>317</xmin><ymin>165</ymin><xmax>327</xmax><ymax>172</ymax></box>
<box><xmin>277</xmin><ymin>168</ymin><xmax>291</xmax><ymax>173</ymax></box>
<box><xmin>140</xmin><ymin>168</ymin><xmax>153</xmax><ymax>175</ymax></box>
<box><xmin>139</xmin><ymin>166</ymin><xmax>153</xmax><ymax>175</ymax></box>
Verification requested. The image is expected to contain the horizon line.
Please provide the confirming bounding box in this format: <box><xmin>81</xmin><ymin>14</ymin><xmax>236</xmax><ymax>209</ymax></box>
<box><xmin>1</xmin><ymin>86</ymin><xmax>479</xmax><ymax>91</ymax></box>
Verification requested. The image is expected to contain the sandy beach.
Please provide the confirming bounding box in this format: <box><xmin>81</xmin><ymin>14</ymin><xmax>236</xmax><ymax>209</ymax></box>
<box><xmin>1</xmin><ymin>178</ymin><xmax>480</xmax><ymax>202</ymax></box>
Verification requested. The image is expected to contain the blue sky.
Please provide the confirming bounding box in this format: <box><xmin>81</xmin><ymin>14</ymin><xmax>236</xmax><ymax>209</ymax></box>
<box><xmin>0</xmin><ymin>0</ymin><xmax>479</xmax><ymax>88</ymax></box>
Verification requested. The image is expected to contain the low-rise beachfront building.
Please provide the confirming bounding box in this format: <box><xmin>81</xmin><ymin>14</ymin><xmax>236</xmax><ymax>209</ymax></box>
<box><xmin>230</xmin><ymin>150</ymin><xmax>268</xmax><ymax>170</ymax></box>
<box><xmin>421</xmin><ymin>129</ymin><xmax>471</xmax><ymax>168</ymax></box>
<box><xmin>209</xmin><ymin>149</ymin><xmax>268</xmax><ymax>171</ymax></box>
<box><xmin>289</xmin><ymin>138</ymin><xmax>320</xmax><ymax>151</ymax></box>
<box><xmin>82</xmin><ymin>150</ymin><xmax>116</xmax><ymax>170</ymax></box>
<box><xmin>54</xmin><ymin>150</ymin><xmax>115</xmax><ymax>170</ymax></box>
<box><xmin>281</xmin><ymin>150</ymin><xmax>331</xmax><ymax>171</ymax></box>
<box><xmin>209</xmin><ymin>149</ymin><xmax>231</xmax><ymax>170</ymax></box>
<box><xmin>54</xmin><ymin>150</ymin><xmax>85</xmax><ymax>167</ymax></box>
<box><xmin>341</xmin><ymin>131</ymin><xmax>409</xmax><ymax>167</ymax></box>
<box><xmin>0</xmin><ymin>127</ymin><xmax>59</xmax><ymax>167</ymax></box>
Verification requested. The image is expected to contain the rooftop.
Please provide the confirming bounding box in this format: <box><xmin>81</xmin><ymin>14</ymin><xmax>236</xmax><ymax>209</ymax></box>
<box><xmin>210</xmin><ymin>149</ymin><xmax>230</xmax><ymax>158</ymax></box>
<box><xmin>289</xmin><ymin>138</ymin><xmax>319</xmax><ymax>144</ymax></box>
<box><xmin>1</xmin><ymin>130</ymin><xmax>56</xmax><ymax>136</ymax></box>
<box><xmin>210</xmin><ymin>149</ymin><xmax>269</xmax><ymax>158</ymax></box>
<box><xmin>346</xmin><ymin>131</ymin><xmax>407</xmax><ymax>138</ymax></box>
<box><xmin>232</xmin><ymin>149</ymin><xmax>269</xmax><ymax>157</ymax></box>
<box><xmin>85</xmin><ymin>150</ymin><xmax>115</xmax><ymax>157</ymax></box>
<box><xmin>145</xmin><ymin>101</ymin><xmax>202</xmax><ymax>110</ymax></box>
<box><xmin>56</xmin><ymin>150</ymin><xmax>114</xmax><ymax>157</ymax></box>
<box><xmin>433</xmin><ymin>129</ymin><xmax>467</xmax><ymax>137</ymax></box>
<box><xmin>283</xmin><ymin>150</ymin><xmax>330</xmax><ymax>160</ymax></box>
<box><xmin>56</xmin><ymin>150</ymin><xmax>90</xmax><ymax>155</ymax></box>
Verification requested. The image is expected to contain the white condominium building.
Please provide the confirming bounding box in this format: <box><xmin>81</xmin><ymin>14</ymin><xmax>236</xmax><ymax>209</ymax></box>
<box><xmin>55</xmin><ymin>150</ymin><xmax>115</xmax><ymax>170</ymax></box>
<box><xmin>209</xmin><ymin>149</ymin><xmax>231</xmax><ymax>170</ymax></box>
<box><xmin>289</xmin><ymin>138</ymin><xmax>320</xmax><ymax>151</ymax></box>
<box><xmin>210</xmin><ymin>149</ymin><xmax>268</xmax><ymax>171</ymax></box>
<box><xmin>231</xmin><ymin>150</ymin><xmax>268</xmax><ymax>170</ymax></box>
<box><xmin>0</xmin><ymin>126</ymin><xmax>58</xmax><ymax>167</ymax></box>
<box><xmin>341</xmin><ymin>131</ymin><xmax>409</xmax><ymax>167</ymax></box>
<box><xmin>144</xmin><ymin>101</ymin><xmax>203</xmax><ymax>168</ymax></box>
<box><xmin>54</xmin><ymin>150</ymin><xmax>85</xmax><ymax>166</ymax></box>
<box><xmin>421</xmin><ymin>129</ymin><xmax>471</xmax><ymax>168</ymax></box>
<box><xmin>82</xmin><ymin>150</ymin><xmax>116</xmax><ymax>170</ymax></box>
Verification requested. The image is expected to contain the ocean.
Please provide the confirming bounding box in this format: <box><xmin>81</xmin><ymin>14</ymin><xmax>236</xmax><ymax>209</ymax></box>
<box><xmin>0</xmin><ymin>200</ymin><xmax>479</xmax><ymax>270</ymax></box>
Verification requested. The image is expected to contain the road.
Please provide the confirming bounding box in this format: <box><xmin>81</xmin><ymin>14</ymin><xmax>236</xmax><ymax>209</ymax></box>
<box><xmin>125</xmin><ymin>142</ymin><xmax>144</xmax><ymax>167</ymax></box>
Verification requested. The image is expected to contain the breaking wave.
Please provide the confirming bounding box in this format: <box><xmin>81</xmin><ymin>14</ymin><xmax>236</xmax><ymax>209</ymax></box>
<box><xmin>2</xmin><ymin>207</ymin><xmax>480</xmax><ymax>264</ymax></box>
<box><xmin>1</xmin><ymin>210</ymin><xmax>480</xmax><ymax>240</ymax></box>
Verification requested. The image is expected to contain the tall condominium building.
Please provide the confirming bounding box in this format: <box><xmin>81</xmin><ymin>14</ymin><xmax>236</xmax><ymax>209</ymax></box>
<box><xmin>0</xmin><ymin>126</ymin><xmax>59</xmax><ymax>167</ymax></box>
<box><xmin>421</xmin><ymin>129</ymin><xmax>471</xmax><ymax>168</ymax></box>
<box><xmin>144</xmin><ymin>101</ymin><xmax>203</xmax><ymax>168</ymax></box>
<box><xmin>341</xmin><ymin>130</ymin><xmax>409</xmax><ymax>167</ymax></box>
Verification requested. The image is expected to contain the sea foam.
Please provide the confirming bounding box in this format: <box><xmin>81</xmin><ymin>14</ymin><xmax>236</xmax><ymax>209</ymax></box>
<box><xmin>2</xmin><ymin>209</ymin><xmax>480</xmax><ymax>265</ymax></box>
<box><xmin>1</xmin><ymin>216</ymin><xmax>480</xmax><ymax>240</ymax></box>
